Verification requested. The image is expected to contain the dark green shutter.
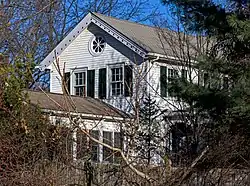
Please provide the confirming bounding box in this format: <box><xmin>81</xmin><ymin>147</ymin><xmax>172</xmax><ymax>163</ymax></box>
<box><xmin>160</xmin><ymin>66</ymin><xmax>167</xmax><ymax>97</ymax></box>
<box><xmin>181</xmin><ymin>69</ymin><xmax>187</xmax><ymax>80</ymax></box>
<box><xmin>64</xmin><ymin>72</ymin><xmax>70</xmax><ymax>95</ymax></box>
<box><xmin>87</xmin><ymin>70</ymin><xmax>95</xmax><ymax>98</ymax></box>
<box><xmin>124</xmin><ymin>65</ymin><xmax>133</xmax><ymax>97</ymax></box>
<box><xmin>98</xmin><ymin>68</ymin><xmax>106</xmax><ymax>99</ymax></box>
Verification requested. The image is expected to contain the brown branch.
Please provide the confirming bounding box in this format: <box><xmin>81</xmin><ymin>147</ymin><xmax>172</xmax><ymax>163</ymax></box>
<box><xmin>172</xmin><ymin>146</ymin><xmax>209</xmax><ymax>186</ymax></box>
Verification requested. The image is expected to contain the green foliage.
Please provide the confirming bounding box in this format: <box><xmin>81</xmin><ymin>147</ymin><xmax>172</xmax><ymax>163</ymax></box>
<box><xmin>1</xmin><ymin>57</ymin><xmax>34</xmax><ymax>112</ymax></box>
<box><xmin>136</xmin><ymin>94</ymin><xmax>162</xmax><ymax>164</ymax></box>
<box><xmin>163</xmin><ymin>0</ymin><xmax>250</xmax><ymax>166</ymax></box>
<box><xmin>0</xmin><ymin>59</ymin><xmax>50</xmax><ymax>173</ymax></box>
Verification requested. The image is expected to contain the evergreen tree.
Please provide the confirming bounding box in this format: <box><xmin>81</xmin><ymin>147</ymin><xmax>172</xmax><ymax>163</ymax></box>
<box><xmin>0</xmin><ymin>57</ymin><xmax>65</xmax><ymax>177</ymax></box>
<box><xmin>162</xmin><ymin>0</ymin><xmax>250</xmax><ymax>168</ymax></box>
<box><xmin>137</xmin><ymin>94</ymin><xmax>162</xmax><ymax>165</ymax></box>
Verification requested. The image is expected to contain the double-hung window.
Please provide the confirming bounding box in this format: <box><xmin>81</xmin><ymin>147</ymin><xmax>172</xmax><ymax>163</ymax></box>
<box><xmin>168</xmin><ymin>68</ymin><xmax>178</xmax><ymax>97</ymax></box>
<box><xmin>76</xmin><ymin>129</ymin><xmax>122</xmax><ymax>163</ymax></box>
<box><xmin>110</xmin><ymin>66</ymin><xmax>123</xmax><ymax>96</ymax></box>
<box><xmin>74</xmin><ymin>71</ymin><xmax>86</xmax><ymax>96</ymax></box>
<box><xmin>160</xmin><ymin>66</ymin><xmax>178</xmax><ymax>97</ymax></box>
<box><xmin>90</xmin><ymin>130</ymin><xmax>100</xmax><ymax>162</ymax></box>
<box><xmin>72</xmin><ymin>68</ymin><xmax>95</xmax><ymax>98</ymax></box>
<box><xmin>103</xmin><ymin>131</ymin><xmax>113</xmax><ymax>162</ymax></box>
<box><xmin>109</xmin><ymin>64</ymin><xmax>133</xmax><ymax>97</ymax></box>
<box><xmin>103</xmin><ymin>131</ymin><xmax>122</xmax><ymax>163</ymax></box>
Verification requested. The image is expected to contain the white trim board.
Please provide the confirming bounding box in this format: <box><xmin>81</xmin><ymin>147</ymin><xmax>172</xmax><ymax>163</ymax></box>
<box><xmin>38</xmin><ymin>12</ymin><xmax>148</xmax><ymax>71</ymax></box>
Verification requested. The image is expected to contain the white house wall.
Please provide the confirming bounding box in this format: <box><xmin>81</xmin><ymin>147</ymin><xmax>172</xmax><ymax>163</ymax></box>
<box><xmin>50</xmin><ymin>115</ymin><xmax>121</xmax><ymax>132</ymax></box>
<box><xmin>48</xmin><ymin>21</ymin><xmax>200</xmax><ymax>114</ymax></box>
<box><xmin>49</xmin><ymin>23</ymin><xmax>143</xmax><ymax>112</ymax></box>
<box><xmin>50</xmin><ymin>115</ymin><xmax>122</xmax><ymax>162</ymax></box>
<box><xmin>148</xmin><ymin>61</ymin><xmax>199</xmax><ymax>112</ymax></box>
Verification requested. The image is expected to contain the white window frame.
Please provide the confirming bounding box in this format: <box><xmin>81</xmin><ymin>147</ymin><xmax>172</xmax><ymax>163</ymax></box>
<box><xmin>90</xmin><ymin>130</ymin><xmax>100</xmax><ymax>162</ymax></box>
<box><xmin>167</xmin><ymin>68</ymin><xmax>179</xmax><ymax>97</ymax></box>
<box><xmin>88</xmin><ymin>34</ymin><xmax>106</xmax><ymax>57</ymax></box>
<box><xmin>71</xmin><ymin>68</ymin><xmax>87</xmax><ymax>96</ymax></box>
<box><xmin>102</xmin><ymin>130</ymin><xmax>122</xmax><ymax>164</ymax></box>
<box><xmin>76</xmin><ymin>129</ymin><xmax>122</xmax><ymax>164</ymax></box>
<box><xmin>108</xmin><ymin>64</ymin><xmax>125</xmax><ymax>97</ymax></box>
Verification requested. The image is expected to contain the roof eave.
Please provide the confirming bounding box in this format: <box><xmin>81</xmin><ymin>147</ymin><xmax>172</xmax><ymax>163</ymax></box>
<box><xmin>38</xmin><ymin>12</ymin><xmax>149</xmax><ymax>71</ymax></box>
<box><xmin>147</xmin><ymin>52</ymin><xmax>197</xmax><ymax>66</ymax></box>
<box><xmin>42</xmin><ymin>108</ymin><xmax>130</xmax><ymax>122</ymax></box>
<box><xmin>90</xmin><ymin>12</ymin><xmax>147</xmax><ymax>58</ymax></box>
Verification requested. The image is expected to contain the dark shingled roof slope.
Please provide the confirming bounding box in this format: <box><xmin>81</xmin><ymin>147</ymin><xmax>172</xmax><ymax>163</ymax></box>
<box><xmin>26</xmin><ymin>90</ymin><xmax>128</xmax><ymax>119</ymax></box>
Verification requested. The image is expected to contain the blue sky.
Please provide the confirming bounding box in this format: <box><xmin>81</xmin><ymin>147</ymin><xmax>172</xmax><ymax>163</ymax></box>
<box><xmin>153</xmin><ymin>0</ymin><xmax>169</xmax><ymax>12</ymax></box>
<box><xmin>140</xmin><ymin>0</ymin><xmax>177</xmax><ymax>29</ymax></box>
<box><xmin>142</xmin><ymin>0</ymin><xmax>228</xmax><ymax>29</ymax></box>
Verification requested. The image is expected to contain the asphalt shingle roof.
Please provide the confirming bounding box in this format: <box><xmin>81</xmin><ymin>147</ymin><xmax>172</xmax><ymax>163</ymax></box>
<box><xmin>27</xmin><ymin>90</ymin><xmax>128</xmax><ymax>119</ymax></box>
<box><xmin>92</xmin><ymin>12</ymin><xmax>208</xmax><ymax>57</ymax></box>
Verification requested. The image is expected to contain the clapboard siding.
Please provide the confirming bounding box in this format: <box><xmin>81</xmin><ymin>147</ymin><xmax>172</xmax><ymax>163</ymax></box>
<box><xmin>147</xmin><ymin>61</ymin><xmax>200</xmax><ymax>112</ymax></box>
<box><xmin>50</xmin><ymin>66</ymin><xmax>63</xmax><ymax>94</ymax></box>
<box><xmin>49</xmin><ymin>22</ymin><xmax>200</xmax><ymax>113</ymax></box>
<box><xmin>49</xmin><ymin>23</ymin><xmax>143</xmax><ymax>112</ymax></box>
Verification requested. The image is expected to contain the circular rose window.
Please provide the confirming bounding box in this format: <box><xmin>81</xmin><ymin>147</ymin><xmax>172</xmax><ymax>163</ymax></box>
<box><xmin>89</xmin><ymin>35</ymin><xmax>106</xmax><ymax>56</ymax></box>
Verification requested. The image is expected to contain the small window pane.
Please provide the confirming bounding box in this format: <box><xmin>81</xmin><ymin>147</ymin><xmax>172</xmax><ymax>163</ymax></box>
<box><xmin>75</xmin><ymin>87</ymin><xmax>85</xmax><ymax>96</ymax></box>
<box><xmin>114</xmin><ymin>132</ymin><xmax>122</xmax><ymax>163</ymax></box>
<box><xmin>103</xmin><ymin>131</ymin><xmax>113</xmax><ymax>163</ymax></box>
<box><xmin>112</xmin><ymin>84</ymin><xmax>116</xmax><ymax>95</ymax></box>
<box><xmin>111</xmin><ymin>67</ymin><xmax>123</xmax><ymax>96</ymax></box>
<box><xmin>90</xmin><ymin>130</ymin><xmax>99</xmax><ymax>162</ymax></box>
<box><xmin>75</xmin><ymin>74</ymin><xmax>78</xmax><ymax>85</ymax></box>
<box><xmin>116</xmin><ymin>73</ymin><xmax>119</xmax><ymax>81</ymax></box>
<box><xmin>112</xmin><ymin>69</ymin><xmax>116</xmax><ymax>81</ymax></box>
<box><xmin>76</xmin><ymin>129</ymin><xmax>88</xmax><ymax>159</ymax></box>
<box><xmin>168</xmin><ymin>69</ymin><xmax>178</xmax><ymax>97</ymax></box>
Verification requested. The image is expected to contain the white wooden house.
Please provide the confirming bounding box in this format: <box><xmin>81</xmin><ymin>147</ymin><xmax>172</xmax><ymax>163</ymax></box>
<box><xmin>37</xmin><ymin>12</ymin><xmax>208</xmax><ymax>164</ymax></box>
<box><xmin>38</xmin><ymin>12</ymin><xmax>206</xmax><ymax>113</ymax></box>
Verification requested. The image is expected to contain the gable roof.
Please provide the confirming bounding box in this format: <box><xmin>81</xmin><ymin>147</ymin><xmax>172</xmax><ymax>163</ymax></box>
<box><xmin>38</xmin><ymin>12</ymin><xmax>206</xmax><ymax>71</ymax></box>
<box><xmin>91</xmin><ymin>13</ymin><xmax>172</xmax><ymax>56</ymax></box>
<box><xmin>27</xmin><ymin>90</ymin><xmax>129</xmax><ymax>120</ymax></box>
<box><xmin>91</xmin><ymin>13</ymin><xmax>207</xmax><ymax>59</ymax></box>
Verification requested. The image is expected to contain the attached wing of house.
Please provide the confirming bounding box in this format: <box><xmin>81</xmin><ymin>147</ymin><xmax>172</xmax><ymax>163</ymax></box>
<box><xmin>27</xmin><ymin>90</ymin><xmax>129</xmax><ymax>163</ymax></box>
<box><xmin>27</xmin><ymin>90</ymin><xmax>129</xmax><ymax>120</ymax></box>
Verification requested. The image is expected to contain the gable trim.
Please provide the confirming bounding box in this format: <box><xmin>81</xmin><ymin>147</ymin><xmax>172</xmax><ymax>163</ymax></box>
<box><xmin>91</xmin><ymin>13</ymin><xmax>147</xmax><ymax>58</ymax></box>
<box><xmin>38</xmin><ymin>13</ymin><xmax>92</xmax><ymax>71</ymax></box>
<box><xmin>38</xmin><ymin>12</ymin><xmax>147</xmax><ymax>71</ymax></box>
